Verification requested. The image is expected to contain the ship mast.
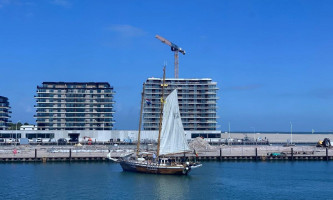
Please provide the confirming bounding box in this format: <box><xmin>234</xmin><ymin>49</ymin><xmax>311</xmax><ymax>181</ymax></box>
<box><xmin>157</xmin><ymin>66</ymin><xmax>166</xmax><ymax>157</ymax></box>
<box><xmin>136</xmin><ymin>83</ymin><xmax>145</xmax><ymax>158</ymax></box>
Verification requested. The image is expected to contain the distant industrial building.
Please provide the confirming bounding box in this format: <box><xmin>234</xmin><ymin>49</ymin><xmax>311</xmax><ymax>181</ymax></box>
<box><xmin>143</xmin><ymin>78</ymin><xmax>219</xmax><ymax>131</ymax></box>
<box><xmin>0</xmin><ymin>96</ymin><xmax>11</xmax><ymax>130</ymax></box>
<box><xmin>34</xmin><ymin>82</ymin><xmax>115</xmax><ymax>131</ymax></box>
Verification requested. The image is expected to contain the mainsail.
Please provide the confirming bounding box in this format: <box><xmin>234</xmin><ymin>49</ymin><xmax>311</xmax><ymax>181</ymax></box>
<box><xmin>159</xmin><ymin>89</ymin><xmax>190</xmax><ymax>155</ymax></box>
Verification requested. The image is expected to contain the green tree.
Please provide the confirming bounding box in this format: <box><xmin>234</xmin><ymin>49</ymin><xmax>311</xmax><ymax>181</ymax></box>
<box><xmin>8</xmin><ymin>122</ymin><xmax>23</xmax><ymax>130</ymax></box>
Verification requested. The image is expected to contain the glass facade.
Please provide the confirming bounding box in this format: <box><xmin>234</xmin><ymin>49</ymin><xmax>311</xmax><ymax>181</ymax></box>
<box><xmin>34</xmin><ymin>82</ymin><xmax>115</xmax><ymax>130</ymax></box>
<box><xmin>143</xmin><ymin>78</ymin><xmax>219</xmax><ymax>131</ymax></box>
<box><xmin>0</xmin><ymin>96</ymin><xmax>11</xmax><ymax>130</ymax></box>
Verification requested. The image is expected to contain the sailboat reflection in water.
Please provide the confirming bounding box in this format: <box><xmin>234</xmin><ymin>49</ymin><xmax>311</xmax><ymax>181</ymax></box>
<box><xmin>119</xmin><ymin>67</ymin><xmax>202</xmax><ymax>175</ymax></box>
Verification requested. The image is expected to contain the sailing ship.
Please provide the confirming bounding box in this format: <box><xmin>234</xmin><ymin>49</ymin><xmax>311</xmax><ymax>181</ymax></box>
<box><xmin>119</xmin><ymin>67</ymin><xmax>202</xmax><ymax>175</ymax></box>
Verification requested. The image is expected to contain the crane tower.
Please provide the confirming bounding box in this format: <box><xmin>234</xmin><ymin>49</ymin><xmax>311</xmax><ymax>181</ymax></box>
<box><xmin>155</xmin><ymin>35</ymin><xmax>185</xmax><ymax>78</ymax></box>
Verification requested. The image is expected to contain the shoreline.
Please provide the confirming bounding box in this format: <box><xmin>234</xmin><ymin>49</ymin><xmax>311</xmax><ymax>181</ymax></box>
<box><xmin>0</xmin><ymin>144</ymin><xmax>331</xmax><ymax>162</ymax></box>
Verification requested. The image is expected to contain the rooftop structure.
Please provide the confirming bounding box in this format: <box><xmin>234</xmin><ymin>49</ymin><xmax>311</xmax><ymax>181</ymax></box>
<box><xmin>0</xmin><ymin>96</ymin><xmax>11</xmax><ymax>130</ymax></box>
<box><xmin>143</xmin><ymin>78</ymin><xmax>219</xmax><ymax>131</ymax></box>
<box><xmin>20</xmin><ymin>125</ymin><xmax>37</xmax><ymax>131</ymax></box>
<box><xmin>34</xmin><ymin>82</ymin><xmax>115</xmax><ymax>130</ymax></box>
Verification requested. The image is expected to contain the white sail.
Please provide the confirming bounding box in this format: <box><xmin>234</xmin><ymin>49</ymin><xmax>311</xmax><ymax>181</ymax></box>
<box><xmin>159</xmin><ymin>89</ymin><xmax>190</xmax><ymax>155</ymax></box>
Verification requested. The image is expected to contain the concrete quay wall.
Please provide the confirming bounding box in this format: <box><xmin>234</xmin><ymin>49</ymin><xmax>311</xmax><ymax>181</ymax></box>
<box><xmin>0</xmin><ymin>145</ymin><xmax>332</xmax><ymax>162</ymax></box>
<box><xmin>225</xmin><ymin>133</ymin><xmax>332</xmax><ymax>143</ymax></box>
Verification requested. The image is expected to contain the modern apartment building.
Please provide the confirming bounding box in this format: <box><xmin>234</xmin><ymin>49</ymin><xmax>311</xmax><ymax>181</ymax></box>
<box><xmin>143</xmin><ymin>78</ymin><xmax>218</xmax><ymax>131</ymax></box>
<box><xmin>34</xmin><ymin>82</ymin><xmax>115</xmax><ymax>130</ymax></box>
<box><xmin>0</xmin><ymin>96</ymin><xmax>11</xmax><ymax>130</ymax></box>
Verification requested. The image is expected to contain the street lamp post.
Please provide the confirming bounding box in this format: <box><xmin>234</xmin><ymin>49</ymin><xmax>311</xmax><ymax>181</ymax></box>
<box><xmin>228</xmin><ymin>122</ymin><xmax>231</xmax><ymax>139</ymax></box>
<box><xmin>15</xmin><ymin>120</ymin><xmax>20</xmax><ymax>146</ymax></box>
<box><xmin>290</xmin><ymin>122</ymin><xmax>293</xmax><ymax>145</ymax></box>
<box><xmin>251</xmin><ymin>127</ymin><xmax>255</xmax><ymax>144</ymax></box>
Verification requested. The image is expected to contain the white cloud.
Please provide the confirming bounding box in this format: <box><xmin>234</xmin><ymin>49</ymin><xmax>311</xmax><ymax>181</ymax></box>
<box><xmin>0</xmin><ymin>0</ymin><xmax>11</xmax><ymax>8</ymax></box>
<box><xmin>51</xmin><ymin>0</ymin><xmax>71</xmax><ymax>8</ymax></box>
<box><xmin>0</xmin><ymin>0</ymin><xmax>36</xmax><ymax>8</ymax></box>
<box><xmin>228</xmin><ymin>84</ymin><xmax>263</xmax><ymax>91</ymax></box>
<box><xmin>108</xmin><ymin>25</ymin><xmax>146</xmax><ymax>37</ymax></box>
<box><xmin>25</xmin><ymin>106</ymin><xmax>33</xmax><ymax>113</ymax></box>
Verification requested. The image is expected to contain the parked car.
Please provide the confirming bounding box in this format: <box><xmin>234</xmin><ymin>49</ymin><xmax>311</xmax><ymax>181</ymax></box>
<box><xmin>5</xmin><ymin>138</ymin><xmax>15</xmax><ymax>144</ymax></box>
<box><xmin>58</xmin><ymin>138</ymin><xmax>67</xmax><ymax>145</ymax></box>
<box><xmin>69</xmin><ymin>138</ymin><xmax>78</xmax><ymax>143</ymax></box>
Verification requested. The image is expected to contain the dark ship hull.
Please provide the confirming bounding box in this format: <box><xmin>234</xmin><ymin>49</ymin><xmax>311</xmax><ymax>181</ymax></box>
<box><xmin>120</xmin><ymin>160</ymin><xmax>192</xmax><ymax>175</ymax></box>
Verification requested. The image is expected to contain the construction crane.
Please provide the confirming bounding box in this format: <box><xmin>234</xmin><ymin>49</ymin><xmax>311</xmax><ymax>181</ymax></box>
<box><xmin>155</xmin><ymin>35</ymin><xmax>185</xmax><ymax>78</ymax></box>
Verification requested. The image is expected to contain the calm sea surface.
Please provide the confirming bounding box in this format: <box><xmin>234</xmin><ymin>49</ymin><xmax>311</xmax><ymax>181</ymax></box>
<box><xmin>0</xmin><ymin>161</ymin><xmax>332</xmax><ymax>200</ymax></box>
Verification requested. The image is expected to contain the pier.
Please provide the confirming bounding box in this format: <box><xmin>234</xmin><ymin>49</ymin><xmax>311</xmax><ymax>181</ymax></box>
<box><xmin>0</xmin><ymin>145</ymin><xmax>332</xmax><ymax>162</ymax></box>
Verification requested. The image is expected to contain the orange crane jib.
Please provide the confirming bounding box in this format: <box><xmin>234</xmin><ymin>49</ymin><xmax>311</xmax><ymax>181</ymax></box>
<box><xmin>155</xmin><ymin>35</ymin><xmax>185</xmax><ymax>55</ymax></box>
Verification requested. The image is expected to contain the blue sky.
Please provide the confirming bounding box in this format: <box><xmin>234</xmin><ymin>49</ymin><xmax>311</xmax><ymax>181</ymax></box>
<box><xmin>0</xmin><ymin>0</ymin><xmax>332</xmax><ymax>132</ymax></box>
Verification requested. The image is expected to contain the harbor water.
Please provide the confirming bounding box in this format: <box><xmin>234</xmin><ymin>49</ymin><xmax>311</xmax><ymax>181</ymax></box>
<box><xmin>0</xmin><ymin>161</ymin><xmax>332</xmax><ymax>200</ymax></box>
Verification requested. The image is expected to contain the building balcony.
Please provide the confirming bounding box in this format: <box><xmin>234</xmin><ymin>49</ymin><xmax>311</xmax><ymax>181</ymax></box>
<box><xmin>35</xmin><ymin>106</ymin><xmax>114</xmax><ymax>109</ymax></box>
<box><xmin>36</xmin><ymin>120</ymin><xmax>115</xmax><ymax>124</ymax></box>
<box><xmin>144</xmin><ymin>86</ymin><xmax>218</xmax><ymax>90</ymax></box>
<box><xmin>36</xmin><ymin>91</ymin><xmax>115</xmax><ymax>94</ymax></box>
<box><xmin>143</xmin><ymin>119</ymin><xmax>217</xmax><ymax>123</ymax></box>
<box><xmin>34</xmin><ymin>96</ymin><xmax>114</xmax><ymax>100</ymax></box>
<box><xmin>35</xmin><ymin>101</ymin><xmax>115</xmax><ymax>104</ymax></box>
<box><xmin>35</xmin><ymin>111</ymin><xmax>114</xmax><ymax>114</ymax></box>
<box><xmin>35</xmin><ymin>114</ymin><xmax>114</xmax><ymax>117</ymax></box>
<box><xmin>145</xmin><ymin>91</ymin><xmax>217</xmax><ymax>95</ymax></box>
